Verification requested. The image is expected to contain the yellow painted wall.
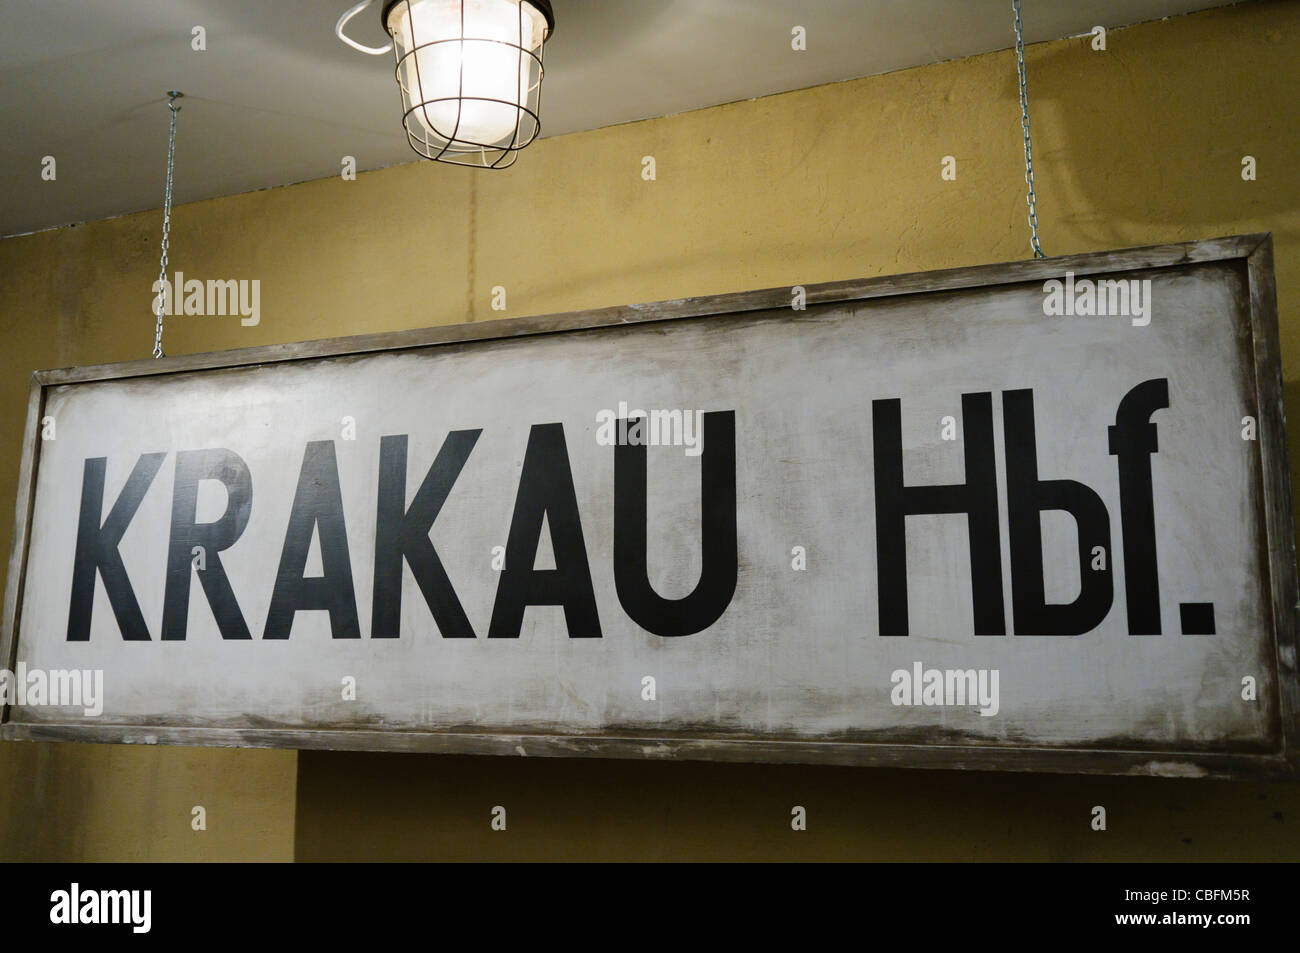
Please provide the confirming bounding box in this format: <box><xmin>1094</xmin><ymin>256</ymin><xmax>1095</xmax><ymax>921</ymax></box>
<box><xmin>2</xmin><ymin>1</ymin><xmax>1299</xmax><ymax>861</ymax></box>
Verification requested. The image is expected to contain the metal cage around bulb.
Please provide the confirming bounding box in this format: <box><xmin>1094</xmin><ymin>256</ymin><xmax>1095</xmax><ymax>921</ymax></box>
<box><xmin>381</xmin><ymin>0</ymin><xmax>553</xmax><ymax>169</ymax></box>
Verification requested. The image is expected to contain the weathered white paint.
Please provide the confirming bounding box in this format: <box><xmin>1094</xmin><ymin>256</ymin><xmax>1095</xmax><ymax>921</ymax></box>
<box><xmin>4</xmin><ymin>256</ymin><xmax>1285</xmax><ymax>757</ymax></box>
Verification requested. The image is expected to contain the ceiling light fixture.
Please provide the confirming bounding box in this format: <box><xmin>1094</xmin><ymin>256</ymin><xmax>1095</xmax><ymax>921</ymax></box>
<box><xmin>337</xmin><ymin>0</ymin><xmax>555</xmax><ymax>169</ymax></box>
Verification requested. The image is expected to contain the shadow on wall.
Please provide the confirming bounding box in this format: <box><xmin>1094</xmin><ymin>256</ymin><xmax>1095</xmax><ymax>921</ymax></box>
<box><xmin>1018</xmin><ymin>17</ymin><xmax>1299</xmax><ymax>250</ymax></box>
<box><xmin>0</xmin><ymin>743</ymin><xmax>93</xmax><ymax>860</ymax></box>
<box><xmin>294</xmin><ymin>750</ymin><xmax>1300</xmax><ymax>861</ymax></box>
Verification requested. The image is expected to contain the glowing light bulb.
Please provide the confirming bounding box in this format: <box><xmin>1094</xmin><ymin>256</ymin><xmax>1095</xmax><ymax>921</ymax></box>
<box><xmin>387</xmin><ymin>0</ymin><xmax>548</xmax><ymax>151</ymax></box>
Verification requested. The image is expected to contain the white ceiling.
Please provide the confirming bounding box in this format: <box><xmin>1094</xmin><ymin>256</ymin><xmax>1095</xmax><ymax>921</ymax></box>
<box><xmin>0</xmin><ymin>0</ymin><xmax>1240</xmax><ymax>237</ymax></box>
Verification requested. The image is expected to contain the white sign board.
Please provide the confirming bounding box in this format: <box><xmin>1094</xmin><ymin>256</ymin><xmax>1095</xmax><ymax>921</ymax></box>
<box><xmin>2</xmin><ymin>235</ymin><xmax>1296</xmax><ymax>777</ymax></box>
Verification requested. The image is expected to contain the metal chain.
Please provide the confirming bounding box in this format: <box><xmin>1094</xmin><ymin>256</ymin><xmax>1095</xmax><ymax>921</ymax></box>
<box><xmin>151</xmin><ymin>91</ymin><xmax>183</xmax><ymax>358</ymax></box>
<box><xmin>1012</xmin><ymin>0</ymin><xmax>1045</xmax><ymax>259</ymax></box>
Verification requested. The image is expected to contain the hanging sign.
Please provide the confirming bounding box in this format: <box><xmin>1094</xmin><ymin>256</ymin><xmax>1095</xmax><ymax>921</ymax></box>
<box><xmin>2</xmin><ymin>235</ymin><xmax>1296</xmax><ymax>777</ymax></box>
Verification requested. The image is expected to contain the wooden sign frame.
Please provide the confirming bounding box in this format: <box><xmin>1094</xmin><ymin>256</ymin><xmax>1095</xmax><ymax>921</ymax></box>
<box><xmin>2</xmin><ymin>233</ymin><xmax>1295</xmax><ymax>778</ymax></box>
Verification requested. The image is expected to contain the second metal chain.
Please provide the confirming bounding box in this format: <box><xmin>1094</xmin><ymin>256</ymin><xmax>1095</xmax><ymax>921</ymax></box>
<box><xmin>1012</xmin><ymin>0</ymin><xmax>1045</xmax><ymax>259</ymax></box>
<box><xmin>151</xmin><ymin>91</ymin><xmax>183</xmax><ymax>359</ymax></box>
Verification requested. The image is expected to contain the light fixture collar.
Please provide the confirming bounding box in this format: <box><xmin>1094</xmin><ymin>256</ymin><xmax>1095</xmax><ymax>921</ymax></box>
<box><xmin>380</xmin><ymin>0</ymin><xmax>555</xmax><ymax>37</ymax></box>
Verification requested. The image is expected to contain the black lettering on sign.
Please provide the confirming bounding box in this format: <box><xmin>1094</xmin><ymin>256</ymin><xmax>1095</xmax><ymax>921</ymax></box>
<box><xmin>872</xmin><ymin>393</ymin><xmax>1005</xmax><ymax>637</ymax></box>
<box><xmin>67</xmin><ymin>453</ymin><xmax>166</xmax><ymax>641</ymax></box>
<box><xmin>1003</xmin><ymin>389</ymin><xmax>1113</xmax><ymax>635</ymax></box>
<box><xmin>372</xmin><ymin>431</ymin><xmax>481</xmax><ymax>639</ymax></box>
<box><xmin>614</xmin><ymin>411</ymin><xmax>738</xmax><ymax>637</ymax></box>
<box><xmin>60</xmin><ymin>384</ymin><xmax>1172</xmax><ymax>644</ymax></box>
<box><xmin>162</xmin><ymin>448</ymin><xmax>253</xmax><ymax>640</ymax></box>
<box><xmin>488</xmin><ymin>423</ymin><xmax>601</xmax><ymax>639</ymax></box>
<box><xmin>264</xmin><ymin>440</ymin><xmax>361</xmax><ymax>639</ymax></box>
<box><xmin>1108</xmin><ymin>378</ymin><xmax>1170</xmax><ymax>635</ymax></box>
